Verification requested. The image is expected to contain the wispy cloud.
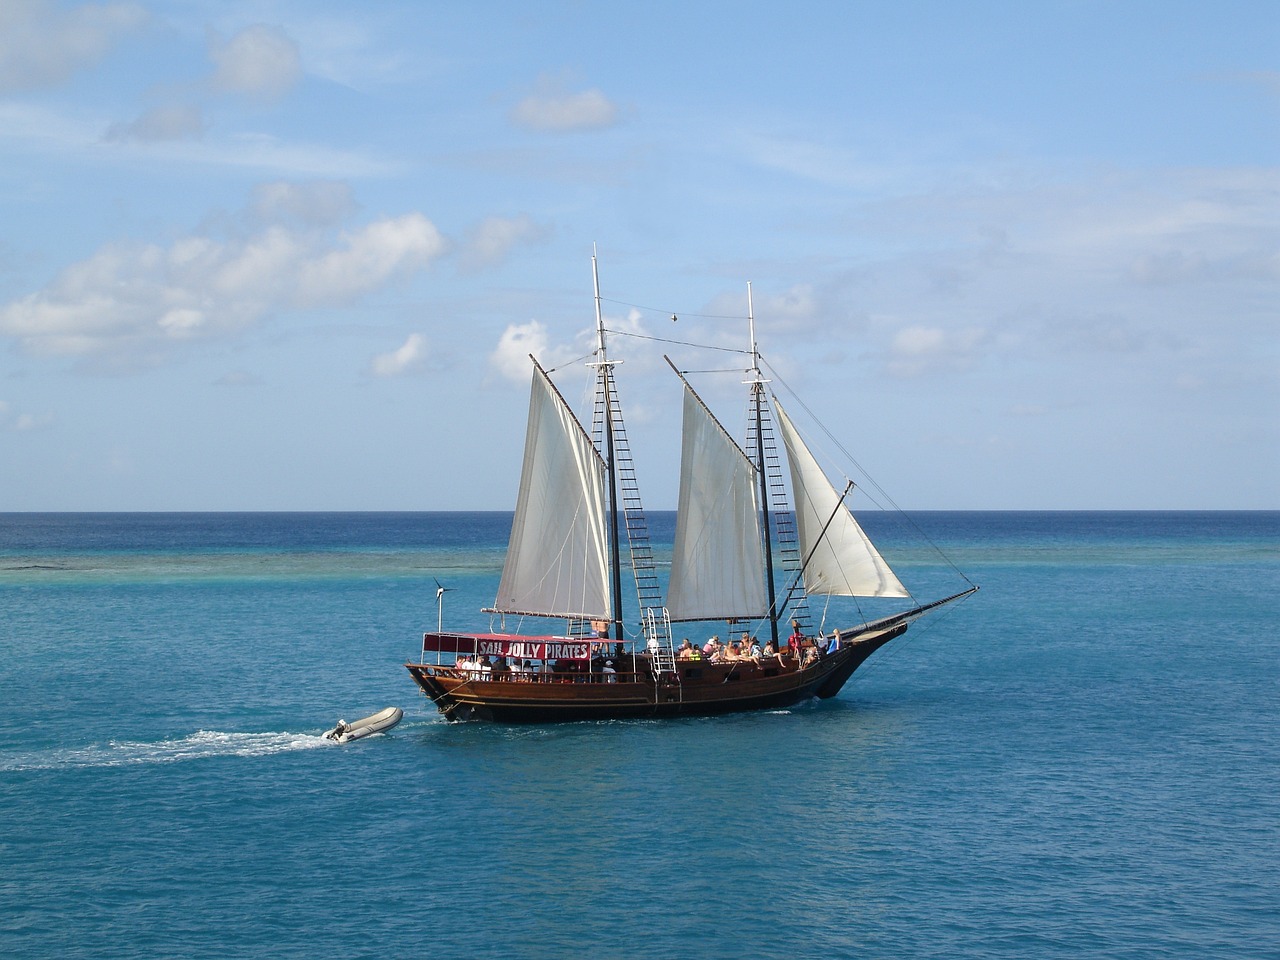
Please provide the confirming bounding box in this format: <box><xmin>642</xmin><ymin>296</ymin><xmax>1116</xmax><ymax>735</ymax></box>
<box><xmin>0</xmin><ymin>0</ymin><xmax>148</xmax><ymax>95</ymax></box>
<box><xmin>102</xmin><ymin>23</ymin><xmax>299</xmax><ymax>146</ymax></box>
<box><xmin>509</xmin><ymin>75</ymin><xmax>619</xmax><ymax>133</ymax></box>
<box><xmin>288</xmin><ymin>14</ymin><xmax>412</xmax><ymax>90</ymax></box>
<box><xmin>459</xmin><ymin>215</ymin><xmax>547</xmax><ymax>271</ymax></box>
<box><xmin>208</xmin><ymin>23</ymin><xmax>302</xmax><ymax>101</ymax></box>
<box><xmin>777</xmin><ymin>164</ymin><xmax>1280</xmax><ymax>381</ymax></box>
<box><xmin>213</xmin><ymin>370</ymin><xmax>262</xmax><ymax>387</ymax></box>
<box><xmin>0</xmin><ymin>102</ymin><xmax>404</xmax><ymax>178</ymax></box>
<box><xmin>370</xmin><ymin>332</ymin><xmax>428</xmax><ymax>377</ymax></box>
<box><xmin>0</xmin><ymin>184</ymin><xmax>446</xmax><ymax>359</ymax></box>
<box><xmin>884</xmin><ymin>325</ymin><xmax>989</xmax><ymax>378</ymax></box>
<box><xmin>1234</xmin><ymin>69</ymin><xmax>1280</xmax><ymax>98</ymax></box>
<box><xmin>739</xmin><ymin>131</ymin><xmax>906</xmax><ymax>191</ymax></box>
<box><xmin>0</xmin><ymin>399</ymin><xmax>53</xmax><ymax>431</ymax></box>
<box><xmin>251</xmin><ymin>179</ymin><xmax>356</xmax><ymax>227</ymax></box>
<box><xmin>1</xmin><ymin>14</ymin><xmax>404</xmax><ymax>176</ymax></box>
<box><xmin>105</xmin><ymin>103</ymin><xmax>204</xmax><ymax>143</ymax></box>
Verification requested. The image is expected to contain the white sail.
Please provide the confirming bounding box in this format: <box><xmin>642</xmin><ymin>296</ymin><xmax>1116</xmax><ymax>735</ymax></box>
<box><xmin>772</xmin><ymin>396</ymin><xmax>908</xmax><ymax>598</ymax></box>
<box><xmin>667</xmin><ymin>381</ymin><xmax>769</xmax><ymax>621</ymax></box>
<box><xmin>493</xmin><ymin>364</ymin><xmax>612</xmax><ymax>619</ymax></box>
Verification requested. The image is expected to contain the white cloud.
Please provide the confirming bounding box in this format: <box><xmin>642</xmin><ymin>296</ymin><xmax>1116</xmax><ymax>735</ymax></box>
<box><xmin>296</xmin><ymin>214</ymin><xmax>445</xmax><ymax>303</ymax></box>
<box><xmin>488</xmin><ymin>305</ymin><xmax>649</xmax><ymax>386</ymax></box>
<box><xmin>509</xmin><ymin>76</ymin><xmax>618</xmax><ymax>133</ymax></box>
<box><xmin>460</xmin><ymin>215</ymin><xmax>545</xmax><ymax>271</ymax></box>
<box><xmin>0</xmin><ymin>190</ymin><xmax>448</xmax><ymax>358</ymax></box>
<box><xmin>490</xmin><ymin>321</ymin><xmax>549</xmax><ymax>383</ymax></box>
<box><xmin>208</xmin><ymin>24</ymin><xmax>302</xmax><ymax>101</ymax></box>
<box><xmin>370</xmin><ymin>332</ymin><xmax>428</xmax><ymax>378</ymax></box>
<box><xmin>0</xmin><ymin>0</ymin><xmax>147</xmax><ymax>95</ymax></box>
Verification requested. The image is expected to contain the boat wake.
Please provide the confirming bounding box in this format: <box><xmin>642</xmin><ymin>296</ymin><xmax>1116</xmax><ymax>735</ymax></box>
<box><xmin>0</xmin><ymin>730</ymin><xmax>332</xmax><ymax>772</ymax></box>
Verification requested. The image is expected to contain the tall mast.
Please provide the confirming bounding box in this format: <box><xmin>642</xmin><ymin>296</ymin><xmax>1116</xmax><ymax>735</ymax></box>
<box><xmin>747</xmin><ymin>282</ymin><xmax>780</xmax><ymax>648</ymax></box>
<box><xmin>593</xmin><ymin>252</ymin><xmax>625</xmax><ymax>643</ymax></box>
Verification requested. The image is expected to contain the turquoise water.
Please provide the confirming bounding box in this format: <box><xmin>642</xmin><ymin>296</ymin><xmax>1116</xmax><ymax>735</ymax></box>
<box><xmin>1</xmin><ymin>512</ymin><xmax>1277</xmax><ymax>959</ymax></box>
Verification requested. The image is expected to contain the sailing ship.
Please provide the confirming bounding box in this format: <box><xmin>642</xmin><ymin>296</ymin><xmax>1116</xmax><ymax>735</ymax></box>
<box><xmin>406</xmin><ymin>257</ymin><xmax>976</xmax><ymax>722</ymax></box>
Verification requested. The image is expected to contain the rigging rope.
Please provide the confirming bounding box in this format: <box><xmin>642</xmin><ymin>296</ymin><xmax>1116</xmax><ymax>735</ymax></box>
<box><xmin>760</xmin><ymin>353</ymin><xmax>976</xmax><ymax>588</ymax></box>
<box><xmin>599</xmin><ymin>296</ymin><xmax>745</xmax><ymax>322</ymax></box>
<box><xmin>606</xmin><ymin>327</ymin><xmax>750</xmax><ymax>354</ymax></box>
<box><xmin>848</xmin><ymin>587</ymin><xmax>978</xmax><ymax>679</ymax></box>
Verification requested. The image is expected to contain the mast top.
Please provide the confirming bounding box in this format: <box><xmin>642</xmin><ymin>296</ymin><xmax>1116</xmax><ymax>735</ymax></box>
<box><xmin>744</xmin><ymin>281</ymin><xmax>769</xmax><ymax>387</ymax></box>
<box><xmin>589</xmin><ymin>251</ymin><xmax>618</xmax><ymax>370</ymax></box>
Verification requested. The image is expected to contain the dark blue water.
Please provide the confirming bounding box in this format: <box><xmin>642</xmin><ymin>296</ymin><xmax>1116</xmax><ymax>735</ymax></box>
<box><xmin>2</xmin><ymin>512</ymin><xmax>1277</xmax><ymax>959</ymax></box>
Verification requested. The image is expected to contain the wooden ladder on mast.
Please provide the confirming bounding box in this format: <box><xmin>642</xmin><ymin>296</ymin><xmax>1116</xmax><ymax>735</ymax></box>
<box><xmin>593</xmin><ymin>371</ymin><xmax>675</xmax><ymax>660</ymax></box>
<box><xmin>747</xmin><ymin>395</ymin><xmax>813</xmax><ymax>635</ymax></box>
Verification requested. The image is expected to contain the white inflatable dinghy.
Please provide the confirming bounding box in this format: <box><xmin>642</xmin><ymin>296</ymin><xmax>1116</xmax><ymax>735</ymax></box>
<box><xmin>323</xmin><ymin>706</ymin><xmax>403</xmax><ymax>743</ymax></box>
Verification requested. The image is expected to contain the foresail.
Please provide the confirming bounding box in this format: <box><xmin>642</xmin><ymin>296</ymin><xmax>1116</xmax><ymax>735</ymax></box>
<box><xmin>493</xmin><ymin>364</ymin><xmax>612</xmax><ymax>619</ymax></box>
<box><xmin>666</xmin><ymin>380</ymin><xmax>769</xmax><ymax>622</ymax></box>
<box><xmin>772</xmin><ymin>396</ymin><xmax>909</xmax><ymax>598</ymax></box>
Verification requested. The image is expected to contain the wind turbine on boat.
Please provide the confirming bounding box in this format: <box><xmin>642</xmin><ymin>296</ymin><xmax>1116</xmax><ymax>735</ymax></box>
<box><xmin>434</xmin><ymin>578</ymin><xmax>452</xmax><ymax>634</ymax></box>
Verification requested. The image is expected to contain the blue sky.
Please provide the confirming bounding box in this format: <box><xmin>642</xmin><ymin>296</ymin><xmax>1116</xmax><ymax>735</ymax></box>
<box><xmin>0</xmin><ymin>0</ymin><xmax>1276</xmax><ymax>510</ymax></box>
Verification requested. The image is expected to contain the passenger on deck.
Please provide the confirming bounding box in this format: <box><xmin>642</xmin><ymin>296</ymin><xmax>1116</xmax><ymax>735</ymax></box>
<box><xmin>603</xmin><ymin>660</ymin><xmax>618</xmax><ymax>683</ymax></box>
<box><xmin>676</xmin><ymin>639</ymin><xmax>694</xmax><ymax>660</ymax></box>
<box><xmin>702</xmin><ymin>636</ymin><xmax>720</xmax><ymax>658</ymax></box>
<box><xmin>788</xmin><ymin>619</ymin><xmax>804</xmax><ymax>653</ymax></box>
<box><xmin>763</xmin><ymin>639</ymin><xmax>783</xmax><ymax>666</ymax></box>
<box><xmin>747</xmin><ymin>636</ymin><xmax>763</xmax><ymax>660</ymax></box>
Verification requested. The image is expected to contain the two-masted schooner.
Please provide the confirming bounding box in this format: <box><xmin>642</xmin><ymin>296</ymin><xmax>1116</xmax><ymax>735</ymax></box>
<box><xmin>406</xmin><ymin>257</ymin><xmax>976</xmax><ymax>722</ymax></box>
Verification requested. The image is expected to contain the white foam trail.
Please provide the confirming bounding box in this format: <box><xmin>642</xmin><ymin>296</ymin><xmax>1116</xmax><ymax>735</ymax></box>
<box><xmin>0</xmin><ymin>730</ymin><xmax>332</xmax><ymax>771</ymax></box>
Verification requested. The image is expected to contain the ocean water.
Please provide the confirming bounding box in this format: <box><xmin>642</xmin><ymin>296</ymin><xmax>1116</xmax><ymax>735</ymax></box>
<box><xmin>1</xmin><ymin>511</ymin><xmax>1277</xmax><ymax>960</ymax></box>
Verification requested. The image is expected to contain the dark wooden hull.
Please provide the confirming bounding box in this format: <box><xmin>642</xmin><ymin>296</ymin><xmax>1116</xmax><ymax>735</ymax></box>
<box><xmin>405</xmin><ymin>623</ymin><xmax>907</xmax><ymax>723</ymax></box>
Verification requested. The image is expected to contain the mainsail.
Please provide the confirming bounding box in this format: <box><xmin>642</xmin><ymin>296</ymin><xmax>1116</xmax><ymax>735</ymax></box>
<box><xmin>666</xmin><ymin>380</ymin><xmax>769</xmax><ymax>622</ymax></box>
<box><xmin>492</xmin><ymin>363</ymin><xmax>612</xmax><ymax>619</ymax></box>
<box><xmin>772</xmin><ymin>396</ymin><xmax>908</xmax><ymax>598</ymax></box>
